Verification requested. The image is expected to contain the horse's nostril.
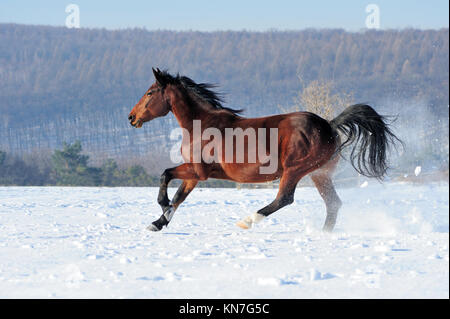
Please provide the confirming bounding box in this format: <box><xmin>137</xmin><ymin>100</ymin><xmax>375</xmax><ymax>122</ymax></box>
<box><xmin>128</xmin><ymin>115</ymin><xmax>135</xmax><ymax>121</ymax></box>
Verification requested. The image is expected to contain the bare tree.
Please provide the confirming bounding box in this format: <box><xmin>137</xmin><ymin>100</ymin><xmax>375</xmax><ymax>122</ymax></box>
<box><xmin>281</xmin><ymin>77</ymin><xmax>354</xmax><ymax>120</ymax></box>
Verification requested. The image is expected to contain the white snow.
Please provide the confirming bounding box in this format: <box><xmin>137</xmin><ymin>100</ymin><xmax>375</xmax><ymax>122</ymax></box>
<box><xmin>415</xmin><ymin>166</ymin><xmax>422</xmax><ymax>176</ymax></box>
<box><xmin>360</xmin><ymin>181</ymin><xmax>369</xmax><ymax>188</ymax></box>
<box><xmin>0</xmin><ymin>182</ymin><xmax>448</xmax><ymax>298</ymax></box>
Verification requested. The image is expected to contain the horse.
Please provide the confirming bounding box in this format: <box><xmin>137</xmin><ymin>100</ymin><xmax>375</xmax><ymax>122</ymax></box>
<box><xmin>128</xmin><ymin>68</ymin><xmax>401</xmax><ymax>232</ymax></box>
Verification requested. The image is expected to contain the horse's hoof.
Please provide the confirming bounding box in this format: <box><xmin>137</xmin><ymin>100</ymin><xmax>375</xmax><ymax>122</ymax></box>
<box><xmin>147</xmin><ymin>214</ymin><xmax>170</xmax><ymax>232</ymax></box>
<box><xmin>322</xmin><ymin>225</ymin><xmax>334</xmax><ymax>233</ymax></box>
<box><xmin>236</xmin><ymin>213</ymin><xmax>265</xmax><ymax>229</ymax></box>
<box><xmin>236</xmin><ymin>220</ymin><xmax>251</xmax><ymax>229</ymax></box>
<box><xmin>147</xmin><ymin>223</ymin><xmax>162</xmax><ymax>232</ymax></box>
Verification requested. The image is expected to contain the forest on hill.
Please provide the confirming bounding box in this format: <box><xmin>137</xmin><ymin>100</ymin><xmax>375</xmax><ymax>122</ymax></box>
<box><xmin>0</xmin><ymin>141</ymin><xmax>235</xmax><ymax>187</ymax></box>
<box><xmin>0</xmin><ymin>24</ymin><xmax>448</xmax><ymax>181</ymax></box>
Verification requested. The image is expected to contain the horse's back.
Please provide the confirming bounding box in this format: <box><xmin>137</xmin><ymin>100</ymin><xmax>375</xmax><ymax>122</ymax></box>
<box><xmin>214</xmin><ymin>111</ymin><xmax>339</xmax><ymax>182</ymax></box>
<box><xmin>235</xmin><ymin>111</ymin><xmax>338</xmax><ymax>163</ymax></box>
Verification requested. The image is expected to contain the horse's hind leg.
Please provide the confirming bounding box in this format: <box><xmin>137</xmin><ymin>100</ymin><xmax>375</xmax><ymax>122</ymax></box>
<box><xmin>236</xmin><ymin>169</ymin><xmax>303</xmax><ymax>229</ymax></box>
<box><xmin>310</xmin><ymin>173</ymin><xmax>342</xmax><ymax>232</ymax></box>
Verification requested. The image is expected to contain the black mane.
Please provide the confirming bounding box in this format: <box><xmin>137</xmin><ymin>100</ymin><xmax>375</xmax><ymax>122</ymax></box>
<box><xmin>157</xmin><ymin>70</ymin><xmax>243</xmax><ymax>115</ymax></box>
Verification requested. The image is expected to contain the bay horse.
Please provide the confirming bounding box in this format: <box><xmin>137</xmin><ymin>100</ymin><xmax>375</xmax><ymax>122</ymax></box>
<box><xmin>128</xmin><ymin>68</ymin><xmax>400</xmax><ymax>232</ymax></box>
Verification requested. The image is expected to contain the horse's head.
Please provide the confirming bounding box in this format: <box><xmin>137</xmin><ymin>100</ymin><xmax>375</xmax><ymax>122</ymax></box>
<box><xmin>128</xmin><ymin>68</ymin><xmax>171</xmax><ymax>128</ymax></box>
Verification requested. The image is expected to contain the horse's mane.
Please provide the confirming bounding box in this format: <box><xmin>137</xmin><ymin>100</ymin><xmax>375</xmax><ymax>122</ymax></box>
<box><xmin>157</xmin><ymin>70</ymin><xmax>243</xmax><ymax>115</ymax></box>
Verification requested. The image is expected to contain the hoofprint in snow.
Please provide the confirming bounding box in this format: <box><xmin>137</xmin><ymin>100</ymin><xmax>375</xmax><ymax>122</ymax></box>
<box><xmin>0</xmin><ymin>182</ymin><xmax>448</xmax><ymax>298</ymax></box>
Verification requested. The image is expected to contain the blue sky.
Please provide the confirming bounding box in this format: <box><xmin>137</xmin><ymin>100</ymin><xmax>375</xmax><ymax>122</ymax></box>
<box><xmin>0</xmin><ymin>0</ymin><xmax>448</xmax><ymax>31</ymax></box>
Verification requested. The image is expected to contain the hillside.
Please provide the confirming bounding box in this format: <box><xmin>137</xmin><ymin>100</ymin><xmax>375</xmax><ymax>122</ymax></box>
<box><xmin>0</xmin><ymin>24</ymin><xmax>448</xmax><ymax>173</ymax></box>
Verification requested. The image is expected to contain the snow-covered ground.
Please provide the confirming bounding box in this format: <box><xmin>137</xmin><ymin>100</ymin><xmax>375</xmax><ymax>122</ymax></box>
<box><xmin>0</xmin><ymin>182</ymin><xmax>448</xmax><ymax>298</ymax></box>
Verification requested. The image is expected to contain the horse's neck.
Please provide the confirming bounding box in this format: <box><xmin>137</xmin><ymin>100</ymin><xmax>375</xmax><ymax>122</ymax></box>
<box><xmin>170</xmin><ymin>92</ymin><xmax>214</xmax><ymax>131</ymax></box>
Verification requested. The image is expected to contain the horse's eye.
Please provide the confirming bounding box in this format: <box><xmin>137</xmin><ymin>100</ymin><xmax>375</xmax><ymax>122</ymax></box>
<box><xmin>147</xmin><ymin>91</ymin><xmax>152</xmax><ymax>96</ymax></box>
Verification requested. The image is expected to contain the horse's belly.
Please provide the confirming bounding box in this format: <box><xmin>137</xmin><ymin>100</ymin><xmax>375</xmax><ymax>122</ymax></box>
<box><xmin>219</xmin><ymin>163</ymin><xmax>282</xmax><ymax>183</ymax></box>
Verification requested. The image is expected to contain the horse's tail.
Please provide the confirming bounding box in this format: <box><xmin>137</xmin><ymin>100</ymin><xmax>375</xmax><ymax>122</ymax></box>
<box><xmin>330</xmin><ymin>103</ymin><xmax>402</xmax><ymax>180</ymax></box>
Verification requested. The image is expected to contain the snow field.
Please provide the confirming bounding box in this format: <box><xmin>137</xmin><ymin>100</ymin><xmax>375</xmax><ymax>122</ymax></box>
<box><xmin>0</xmin><ymin>182</ymin><xmax>448</xmax><ymax>298</ymax></box>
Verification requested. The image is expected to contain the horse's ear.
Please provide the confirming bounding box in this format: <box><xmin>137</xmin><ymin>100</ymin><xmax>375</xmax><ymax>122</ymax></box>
<box><xmin>152</xmin><ymin>67</ymin><xmax>165</xmax><ymax>87</ymax></box>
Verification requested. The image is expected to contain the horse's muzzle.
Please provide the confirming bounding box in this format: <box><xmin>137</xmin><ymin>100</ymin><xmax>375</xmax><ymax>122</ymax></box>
<box><xmin>129</xmin><ymin>115</ymin><xmax>143</xmax><ymax>128</ymax></box>
<box><xmin>128</xmin><ymin>114</ymin><xmax>137</xmax><ymax>127</ymax></box>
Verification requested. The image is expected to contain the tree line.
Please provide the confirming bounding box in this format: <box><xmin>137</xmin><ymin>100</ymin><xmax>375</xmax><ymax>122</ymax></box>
<box><xmin>0</xmin><ymin>141</ymin><xmax>235</xmax><ymax>187</ymax></box>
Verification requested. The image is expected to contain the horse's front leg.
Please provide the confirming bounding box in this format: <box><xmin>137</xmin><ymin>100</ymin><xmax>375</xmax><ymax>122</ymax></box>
<box><xmin>157</xmin><ymin>168</ymin><xmax>173</xmax><ymax>213</ymax></box>
<box><xmin>148</xmin><ymin>164</ymin><xmax>199</xmax><ymax>231</ymax></box>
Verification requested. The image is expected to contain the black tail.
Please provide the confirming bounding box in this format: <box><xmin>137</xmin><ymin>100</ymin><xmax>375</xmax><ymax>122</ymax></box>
<box><xmin>330</xmin><ymin>104</ymin><xmax>402</xmax><ymax>180</ymax></box>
